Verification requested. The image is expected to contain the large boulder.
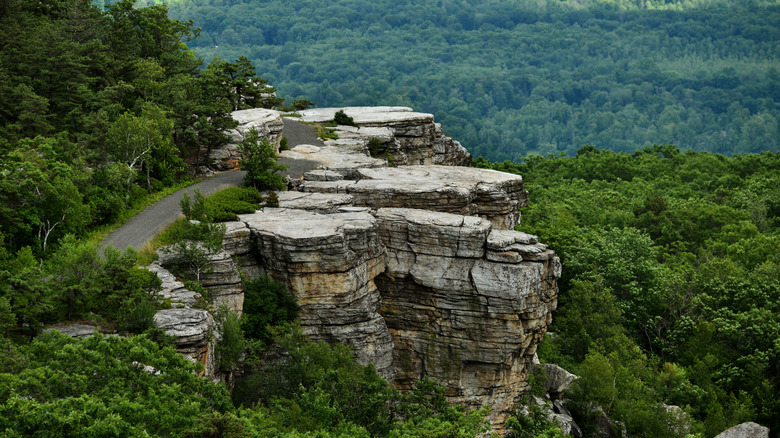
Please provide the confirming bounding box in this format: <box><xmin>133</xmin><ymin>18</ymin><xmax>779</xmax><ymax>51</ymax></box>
<box><xmin>715</xmin><ymin>422</ymin><xmax>770</xmax><ymax>438</ymax></box>
<box><xmin>297</xmin><ymin>107</ymin><xmax>471</xmax><ymax>166</ymax></box>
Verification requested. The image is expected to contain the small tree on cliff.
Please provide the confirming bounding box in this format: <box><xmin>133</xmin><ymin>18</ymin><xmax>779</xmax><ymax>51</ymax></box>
<box><xmin>237</xmin><ymin>128</ymin><xmax>288</xmax><ymax>190</ymax></box>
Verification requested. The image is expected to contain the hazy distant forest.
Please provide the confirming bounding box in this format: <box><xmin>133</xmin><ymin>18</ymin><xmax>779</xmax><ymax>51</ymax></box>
<box><xmin>131</xmin><ymin>0</ymin><xmax>780</xmax><ymax>161</ymax></box>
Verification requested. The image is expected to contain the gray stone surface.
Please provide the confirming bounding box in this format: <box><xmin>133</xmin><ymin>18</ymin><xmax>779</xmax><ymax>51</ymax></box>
<box><xmin>211</xmin><ymin>108</ymin><xmax>284</xmax><ymax>170</ymax></box>
<box><xmin>240</xmin><ymin>208</ymin><xmax>395</xmax><ymax>380</ymax></box>
<box><xmin>373</xmin><ymin>207</ymin><xmax>560</xmax><ymax>428</ymax></box>
<box><xmin>297</xmin><ymin>107</ymin><xmax>471</xmax><ymax>166</ymax></box>
<box><xmin>280</xmin><ymin>144</ymin><xmax>387</xmax><ymax>180</ymax></box>
<box><xmin>45</xmin><ymin>323</ymin><xmax>100</xmax><ymax>339</ymax></box>
<box><xmin>715</xmin><ymin>423</ymin><xmax>770</xmax><ymax>438</ymax></box>
<box><xmin>300</xmin><ymin>165</ymin><xmax>528</xmax><ymax>230</ymax></box>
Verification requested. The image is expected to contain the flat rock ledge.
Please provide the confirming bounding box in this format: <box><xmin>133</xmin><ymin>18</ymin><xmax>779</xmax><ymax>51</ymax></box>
<box><xmin>298</xmin><ymin>165</ymin><xmax>528</xmax><ymax>230</ymax></box>
<box><xmin>295</xmin><ymin>106</ymin><xmax>472</xmax><ymax>167</ymax></box>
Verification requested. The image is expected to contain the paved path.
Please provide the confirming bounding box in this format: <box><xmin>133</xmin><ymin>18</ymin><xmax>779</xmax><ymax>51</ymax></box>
<box><xmin>101</xmin><ymin>118</ymin><xmax>323</xmax><ymax>252</ymax></box>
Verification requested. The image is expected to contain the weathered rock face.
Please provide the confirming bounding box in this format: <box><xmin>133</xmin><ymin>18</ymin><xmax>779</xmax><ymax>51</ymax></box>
<box><xmin>145</xmin><ymin>106</ymin><xmax>558</xmax><ymax>434</ymax></box>
<box><xmin>156</xmin><ymin>246</ymin><xmax>244</xmax><ymax>313</ymax></box>
<box><xmin>240</xmin><ymin>208</ymin><xmax>395</xmax><ymax>380</ymax></box>
<box><xmin>297</xmin><ymin>107</ymin><xmax>472</xmax><ymax>167</ymax></box>
<box><xmin>209</xmin><ymin>108</ymin><xmax>284</xmax><ymax>170</ymax></box>
<box><xmin>373</xmin><ymin>208</ymin><xmax>559</xmax><ymax>426</ymax></box>
<box><xmin>715</xmin><ymin>422</ymin><xmax>770</xmax><ymax>438</ymax></box>
<box><xmin>147</xmin><ymin>261</ymin><xmax>217</xmax><ymax>379</ymax></box>
<box><xmin>298</xmin><ymin>165</ymin><xmax>528</xmax><ymax>230</ymax></box>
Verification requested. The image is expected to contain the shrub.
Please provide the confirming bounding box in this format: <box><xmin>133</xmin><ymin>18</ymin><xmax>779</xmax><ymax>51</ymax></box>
<box><xmin>240</xmin><ymin>276</ymin><xmax>298</xmax><ymax>343</ymax></box>
<box><xmin>238</xmin><ymin>128</ymin><xmax>288</xmax><ymax>190</ymax></box>
<box><xmin>204</xmin><ymin>187</ymin><xmax>264</xmax><ymax>222</ymax></box>
<box><xmin>215</xmin><ymin>306</ymin><xmax>246</xmax><ymax>372</ymax></box>
<box><xmin>333</xmin><ymin>110</ymin><xmax>356</xmax><ymax>127</ymax></box>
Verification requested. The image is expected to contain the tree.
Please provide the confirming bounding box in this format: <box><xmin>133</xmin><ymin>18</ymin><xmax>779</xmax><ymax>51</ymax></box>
<box><xmin>237</xmin><ymin>127</ymin><xmax>288</xmax><ymax>190</ymax></box>
<box><xmin>106</xmin><ymin>103</ymin><xmax>175</xmax><ymax>195</ymax></box>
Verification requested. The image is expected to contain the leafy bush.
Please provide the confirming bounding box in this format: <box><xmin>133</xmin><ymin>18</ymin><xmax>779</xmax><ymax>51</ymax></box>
<box><xmin>240</xmin><ymin>276</ymin><xmax>299</xmax><ymax>343</ymax></box>
<box><xmin>204</xmin><ymin>186</ymin><xmax>264</xmax><ymax>222</ymax></box>
<box><xmin>333</xmin><ymin>110</ymin><xmax>356</xmax><ymax>127</ymax></box>
<box><xmin>238</xmin><ymin>128</ymin><xmax>288</xmax><ymax>190</ymax></box>
<box><xmin>215</xmin><ymin>306</ymin><xmax>246</xmax><ymax>372</ymax></box>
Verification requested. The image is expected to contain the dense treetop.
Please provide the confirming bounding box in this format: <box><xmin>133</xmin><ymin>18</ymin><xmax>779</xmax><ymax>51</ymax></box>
<box><xmin>478</xmin><ymin>146</ymin><xmax>780</xmax><ymax>436</ymax></box>
<box><xmin>135</xmin><ymin>0</ymin><xmax>780</xmax><ymax>160</ymax></box>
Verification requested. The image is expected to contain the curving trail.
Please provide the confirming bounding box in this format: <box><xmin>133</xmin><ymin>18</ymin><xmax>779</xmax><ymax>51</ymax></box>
<box><xmin>100</xmin><ymin>118</ymin><xmax>323</xmax><ymax>252</ymax></box>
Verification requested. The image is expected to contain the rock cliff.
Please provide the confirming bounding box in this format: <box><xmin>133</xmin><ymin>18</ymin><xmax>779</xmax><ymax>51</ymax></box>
<box><xmin>295</xmin><ymin>106</ymin><xmax>472</xmax><ymax>167</ymax></box>
<box><xmin>151</xmin><ymin>106</ymin><xmax>559</xmax><ymax>432</ymax></box>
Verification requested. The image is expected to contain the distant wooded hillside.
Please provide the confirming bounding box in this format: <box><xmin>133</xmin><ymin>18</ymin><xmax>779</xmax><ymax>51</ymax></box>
<box><xmin>132</xmin><ymin>0</ymin><xmax>779</xmax><ymax>160</ymax></box>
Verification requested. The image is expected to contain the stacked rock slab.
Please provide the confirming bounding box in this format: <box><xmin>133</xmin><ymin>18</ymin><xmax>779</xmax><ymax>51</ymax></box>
<box><xmin>147</xmin><ymin>263</ymin><xmax>217</xmax><ymax>379</ymax></box>
<box><xmin>373</xmin><ymin>208</ymin><xmax>560</xmax><ymax>427</ymax></box>
<box><xmin>297</xmin><ymin>107</ymin><xmax>472</xmax><ymax>167</ymax></box>
<box><xmin>238</xmin><ymin>208</ymin><xmax>395</xmax><ymax>380</ymax></box>
<box><xmin>298</xmin><ymin>165</ymin><xmax>528</xmax><ymax>230</ymax></box>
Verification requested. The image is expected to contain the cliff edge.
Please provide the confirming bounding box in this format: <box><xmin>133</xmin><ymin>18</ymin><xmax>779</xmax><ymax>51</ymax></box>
<box><xmin>152</xmin><ymin>107</ymin><xmax>560</xmax><ymax>432</ymax></box>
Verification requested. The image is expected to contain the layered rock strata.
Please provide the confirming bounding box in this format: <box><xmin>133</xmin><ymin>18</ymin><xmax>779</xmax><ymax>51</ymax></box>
<box><xmin>298</xmin><ymin>165</ymin><xmax>528</xmax><ymax>230</ymax></box>
<box><xmin>147</xmin><ymin>262</ymin><xmax>217</xmax><ymax>379</ymax></box>
<box><xmin>146</xmin><ymin>106</ymin><xmax>559</xmax><ymax>433</ymax></box>
<box><xmin>296</xmin><ymin>107</ymin><xmax>472</xmax><ymax>167</ymax></box>
<box><xmin>239</xmin><ymin>208</ymin><xmax>395</xmax><ymax>380</ymax></box>
<box><xmin>373</xmin><ymin>208</ymin><xmax>560</xmax><ymax>426</ymax></box>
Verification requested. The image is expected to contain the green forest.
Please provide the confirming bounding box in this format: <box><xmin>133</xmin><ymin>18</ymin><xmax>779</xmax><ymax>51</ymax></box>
<box><xmin>1</xmin><ymin>0</ymin><xmax>779</xmax><ymax>436</ymax></box>
<box><xmin>138</xmin><ymin>0</ymin><xmax>780</xmax><ymax>161</ymax></box>
<box><xmin>477</xmin><ymin>146</ymin><xmax>780</xmax><ymax>437</ymax></box>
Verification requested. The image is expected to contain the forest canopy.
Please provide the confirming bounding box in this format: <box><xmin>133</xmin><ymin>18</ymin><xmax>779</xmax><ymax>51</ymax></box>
<box><xmin>130</xmin><ymin>0</ymin><xmax>780</xmax><ymax>161</ymax></box>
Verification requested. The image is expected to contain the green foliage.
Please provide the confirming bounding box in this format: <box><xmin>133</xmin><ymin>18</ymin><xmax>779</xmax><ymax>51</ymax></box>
<box><xmin>232</xmin><ymin>323</ymin><xmax>488</xmax><ymax>437</ymax></box>
<box><xmin>240</xmin><ymin>276</ymin><xmax>299</xmax><ymax>344</ymax></box>
<box><xmin>506</xmin><ymin>404</ymin><xmax>566</xmax><ymax>438</ymax></box>
<box><xmin>0</xmin><ymin>331</ymin><xmax>234</xmax><ymax>437</ymax></box>
<box><xmin>315</xmin><ymin>124</ymin><xmax>339</xmax><ymax>140</ymax></box>
<box><xmin>215</xmin><ymin>306</ymin><xmax>246</xmax><ymax>372</ymax></box>
<box><xmin>480</xmin><ymin>147</ymin><xmax>780</xmax><ymax>436</ymax></box>
<box><xmin>180</xmin><ymin>189</ymin><xmax>208</xmax><ymax>221</ymax></box>
<box><xmin>333</xmin><ymin>110</ymin><xmax>357</xmax><ymax>127</ymax></box>
<box><xmin>238</xmin><ymin>127</ymin><xmax>288</xmax><ymax>190</ymax></box>
<box><xmin>204</xmin><ymin>186</ymin><xmax>264</xmax><ymax>222</ymax></box>
<box><xmin>165</xmin><ymin>0</ymin><xmax>779</xmax><ymax>161</ymax></box>
<box><xmin>161</xmin><ymin>221</ymin><xmax>225</xmax><ymax>283</ymax></box>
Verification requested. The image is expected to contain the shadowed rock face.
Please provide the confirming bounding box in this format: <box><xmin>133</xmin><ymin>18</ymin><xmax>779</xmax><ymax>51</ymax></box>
<box><xmin>240</xmin><ymin>208</ymin><xmax>395</xmax><ymax>380</ymax></box>
<box><xmin>373</xmin><ymin>208</ymin><xmax>559</xmax><ymax>427</ymax></box>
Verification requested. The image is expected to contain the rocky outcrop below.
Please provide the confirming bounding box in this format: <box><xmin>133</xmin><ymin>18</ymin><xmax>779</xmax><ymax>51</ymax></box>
<box><xmin>146</xmin><ymin>262</ymin><xmax>217</xmax><ymax>379</ymax></box>
<box><xmin>373</xmin><ymin>207</ymin><xmax>559</xmax><ymax>426</ymax></box>
<box><xmin>236</xmin><ymin>208</ymin><xmax>395</xmax><ymax>380</ymax></box>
